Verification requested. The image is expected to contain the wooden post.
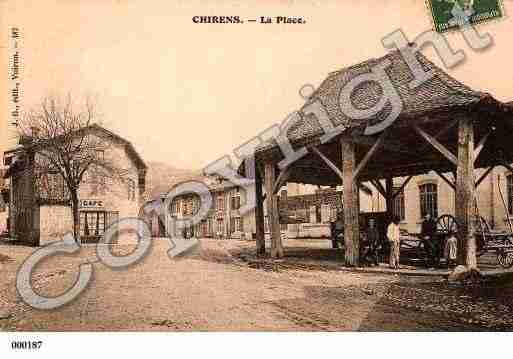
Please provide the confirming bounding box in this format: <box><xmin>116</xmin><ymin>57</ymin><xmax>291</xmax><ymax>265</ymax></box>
<box><xmin>385</xmin><ymin>176</ymin><xmax>394</xmax><ymax>221</ymax></box>
<box><xmin>264</xmin><ymin>161</ymin><xmax>284</xmax><ymax>258</ymax></box>
<box><xmin>255</xmin><ymin>165</ymin><xmax>266</xmax><ymax>257</ymax></box>
<box><xmin>341</xmin><ymin>137</ymin><xmax>360</xmax><ymax>266</ymax></box>
<box><xmin>455</xmin><ymin>117</ymin><xmax>477</xmax><ymax>268</ymax></box>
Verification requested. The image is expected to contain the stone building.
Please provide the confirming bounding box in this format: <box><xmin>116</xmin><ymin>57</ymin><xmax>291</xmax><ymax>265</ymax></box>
<box><xmin>368</xmin><ymin>167</ymin><xmax>513</xmax><ymax>234</ymax></box>
<box><xmin>144</xmin><ymin>179</ymin><xmax>255</xmax><ymax>239</ymax></box>
<box><xmin>143</xmin><ymin>179</ymin><xmax>350</xmax><ymax>240</ymax></box>
<box><xmin>143</xmin><ymin>165</ymin><xmax>513</xmax><ymax>241</ymax></box>
<box><xmin>3</xmin><ymin>125</ymin><xmax>146</xmax><ymax>245</ymax></box>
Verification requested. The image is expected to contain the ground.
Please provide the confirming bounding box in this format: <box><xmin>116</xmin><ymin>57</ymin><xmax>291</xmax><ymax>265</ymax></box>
<box><xmin>1</xmin><ymin>238</ymin><xmax>513</xmax><ymax>331</ymax></box>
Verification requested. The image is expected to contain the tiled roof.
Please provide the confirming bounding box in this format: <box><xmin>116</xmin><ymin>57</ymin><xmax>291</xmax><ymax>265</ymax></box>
<box><xmin>151</xmin><ymin>178</ymin><xmax>236</xmax><ymax>201</ymax></box>
<box><xmin>5</xmin><ymin>124</ymin><xmax>147</xmax><ymax>171</ymax></box>
<box><xmin>257</xmin><ymin>47</ymin><xmax>489</xmax><ymax>153</ymax></box>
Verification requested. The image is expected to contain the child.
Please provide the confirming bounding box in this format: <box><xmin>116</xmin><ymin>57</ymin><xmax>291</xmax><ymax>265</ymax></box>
<box><xmin>387</xmin><ymin>216</ymin><xmax>401</xmax><ymax>269</ymax></box>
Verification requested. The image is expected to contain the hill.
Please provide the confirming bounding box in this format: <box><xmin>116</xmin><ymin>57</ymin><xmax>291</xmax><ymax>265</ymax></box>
<box><xmin>143</xmin><ymin>161</ymin><xmax>203</xmax><ymax>200</ymax></box>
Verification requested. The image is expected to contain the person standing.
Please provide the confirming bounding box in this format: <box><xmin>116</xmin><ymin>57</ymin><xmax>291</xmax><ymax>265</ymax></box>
<box><xmin>387</xmin><ymin>216</ymin><xmax>401</xmax><ymax>269</ymax></box>
<box><xmin>421</xmin><ymin>214</ymin><xmax>438</xmax><ymax>268</ymax></box>
<box><xmin>444</xmin><ymin>231</ymin><xmax>458</xmax><ymax>268</ymax></box>
<box><xmin>365</xmin><ymin>219</ymin><xmax>380</xmax><ymax>266</ymax></box>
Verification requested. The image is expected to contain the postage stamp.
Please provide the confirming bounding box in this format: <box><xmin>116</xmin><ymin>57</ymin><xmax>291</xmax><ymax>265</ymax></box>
<box><xmin>426</xmin><ymin>0</ymin><xmax>505</xmax><ymax>33</ymax></box>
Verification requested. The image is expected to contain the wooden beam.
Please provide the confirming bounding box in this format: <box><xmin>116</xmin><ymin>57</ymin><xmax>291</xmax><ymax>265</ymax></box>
<box><xmin>434</xmin><ymin>120</ymin><xmax>458</xmax><ymax>140</ymax></box>
<box><xmin>391</xmin><ymin>176</ymin><xmax>413</xmax><ymax>199</ymax></box>
<box><xmin>353</xmin><ymin>131</ymin><xmax>387</xmax><ymax>180</ymax></box>
<box><xmin>434</xmin><ymin>170</ymin><xmax>456</xmax><ymax>190</ymax></box>
<box><xmin>501</xmin><ymin>162</ymin><xmax>513</xmax><ymax>174</ymax></box>
<box><xmin>272</xmin><ymin>165</ymin><xmax>292</xmax><ymax>195</ymax></box>
<box><xmin>476</xmin><ymin>166</ymin><xmax>495</xmax><ymax>188</ymax></box>
<box><xmin>455</xmin><ymin>118</ymin><xmax>477</xmax><ymax>268</ymax></box>
<box><xmin>474</xmin><ymin>130</ymin><xmax>492</xmax><ymax>162</ymax></box>
<box><xmin>341</xmin><ymin>137</ymin><xmax>359</xmax><ymax>266</ymax></box>
<box><xmin>264</xmin><ymin>161</ymin><xmax>284</xmax><ymax>258</ymax></box>
<box><xmin>370</xmin><ymin>179</ymin><xmax>387</xmax><ymax>198</ymax></box>
<box><xmin>414</xmin><ymin>125</ymin><xmax>458</xmax><ymax>165</ymax></box>
<box><xmin>309</xmin><ymin>146</ymin><xmax>344</xmax><ymax>182</ymax></box>
<box><xmin>255</xmin><ymin>166</ymin><xmax>266</xmax><ymax>257</ymax></box>
<box><xmin>385</xmin><ymin>176</ymin><xmax>394</xmax><ymax>219</ymax></box>
<box><xmin>416</xmin><ymin>120</ymin><xmax>458</xmax><ymax>155</ymax></box>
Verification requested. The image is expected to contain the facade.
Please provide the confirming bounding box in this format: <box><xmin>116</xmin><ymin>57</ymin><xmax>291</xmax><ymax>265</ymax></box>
<box><xmin>144</xmin><ymin>180</ymin><xmax>255</xmax><ymax>239</ymax></box>
<box><xmin>369</xmin><ymin>167</ymin><xmax>513</xmax><ymax>234</ymax></box>
<box><xmin>3</xmin><ymin>125</ymin><xmax>146</xmax><ymax>246</ymax></box>
<box><xmin>144</xmin><ymin>179</ymin><xmax>349</xmax><ymax>240</ymax></box>
<box><xmin>144</xmin><ymin>164</ymin><xmax>513</xmax><ymax>241</ymax></box>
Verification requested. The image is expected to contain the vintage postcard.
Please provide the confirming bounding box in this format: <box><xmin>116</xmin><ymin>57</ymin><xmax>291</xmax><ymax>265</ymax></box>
<box><xmin>0</xmin><ymin>0</ymin><xmax>512</xmax><ymax>357</ymax></box>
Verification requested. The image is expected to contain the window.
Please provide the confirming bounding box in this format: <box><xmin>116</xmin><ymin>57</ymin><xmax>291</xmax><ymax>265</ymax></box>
<box><xmin>231</xmin><ymin>189</ymin><xmax>241</xmax><ymax>210</ymax></box>
<box><xmin>321</xmin><ymin>204</ymin><xmax>330</xmax><ymax>223</ymax></box>
<box><xmin>393</xmin><ymin>187</ymin><xmax>405</xmax><ymax>221</ymax></box>
<box><xmin>38</xmin><ymin>172</ymin><xmax>68</xmax><ymax>200</ymax></box>
<box><xmin>192</xmin><ymin>197</ymin><xmax>198</xmax><ymax>215</ymax></box>
<box><xmin>95</xmin><ymin>150</ymin><xmax>105</xmax><ymax>162</ymax></box>
<box><xmin>230</xmin><ymin>217</ymin><xmax>243</xmax><ymax>233</ymax></box>
<box><xmin>216</xmin><ymin>218</ymin><xmax>224</xmax><ymax>234</ymax></box>
<box><xmin>330</xmin><ymin>205</ymin><xmax>338</xmax><ymax>222</ymax></box>
<box><xmin>182</xmin><ymin>197</ymin><xmax>195</xmax><ymax>216</ymax></box>
<box><xmin>230</xmin><ymin>217</ymin><xmax>236</xmax><ymax>233</ymax></box>
<box><xmin>207</xmin><ymin>218</ymin><xmax>213</xmax><ymax>236</ymax></box>
<box><xmin>217</xmin><ymin>195</ymin><xmax>225</xmax><ymax>210</ymax></box>
<box><xmin>127</xmin><ymin>178</ymin><xmax>136</xmax><ymax>201</ymax></box>
<box><xmin>181</xmin><ymin>199</ymin><xmax>188</xmax><ymax>216</ymax></box>
<box><xmin>80</xmin><ymin>211</ymin><xmax>106</xmax><ymax>237</ymax></box>
<box><xmin>508</xmin><ymin>174</ymin><xmax>513</xmax><ymax>215</ymax></box>
<box><xmin>200</xmin><ymin>221</ymin><xmax>208</xmax><ymax>237</ymax></box>
<box><xmin>171</xmin><ymin>199</ymin><xmax>180</xmax><ymax>215</ymax></box>
<box><xmin>419</xmin><ymin>183</ymin><xmax>438</xmax><ymax>219</ymax></box>
<box><xmin>238</xmin><ymin>217</ymin><xmax>244</xmax><ymax>232</ymax></box>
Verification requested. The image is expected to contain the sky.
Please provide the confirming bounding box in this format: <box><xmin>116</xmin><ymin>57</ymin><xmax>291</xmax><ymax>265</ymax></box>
<box><xmin>1</xmin><ymin>0</ymin><xmax>512</xmax><ymax>169</ymax></box>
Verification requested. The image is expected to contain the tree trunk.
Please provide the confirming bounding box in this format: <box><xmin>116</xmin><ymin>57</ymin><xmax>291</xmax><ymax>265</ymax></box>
<box><xmin>71</xmin><ymin>192</ymin><xmax>80</xmax><ymax>243</ymax></box>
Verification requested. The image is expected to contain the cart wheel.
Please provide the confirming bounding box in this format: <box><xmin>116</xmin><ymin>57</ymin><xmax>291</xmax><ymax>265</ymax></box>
<box><xmin>436</xmin><ymin>214</ymin><xmax>458</xmax><ymax>235</ymax></box>
<box><xmin>497</xmin><ymin>251</ymin><xmax>513</xmax><ymax>269</ymax></box>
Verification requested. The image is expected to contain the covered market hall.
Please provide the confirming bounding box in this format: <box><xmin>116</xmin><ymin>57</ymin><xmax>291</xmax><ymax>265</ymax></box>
<box><xmin>245</xmin><ymin>47</ymin><xmax>513</xmax><ymax>268</ymax></box>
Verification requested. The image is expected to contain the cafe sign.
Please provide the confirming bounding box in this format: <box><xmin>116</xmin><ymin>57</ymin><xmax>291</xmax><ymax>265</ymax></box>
<box><xmin>80</xmin><ymin>199</ymin><xmax>104</xmax><ymax>209</ymax></box>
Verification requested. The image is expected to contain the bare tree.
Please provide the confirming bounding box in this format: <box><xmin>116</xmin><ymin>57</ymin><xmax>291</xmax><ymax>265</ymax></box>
<box><xmin>18</xmin><ymin>95</ymin><xmax>124</xmax><ymax>242</ymax></box>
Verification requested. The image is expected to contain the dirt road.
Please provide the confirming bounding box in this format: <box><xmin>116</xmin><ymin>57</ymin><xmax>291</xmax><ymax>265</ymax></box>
<box><xmin>1</xmin><ymin>239</ymin><xmax>512</xmax><ymax>331</ymax></box>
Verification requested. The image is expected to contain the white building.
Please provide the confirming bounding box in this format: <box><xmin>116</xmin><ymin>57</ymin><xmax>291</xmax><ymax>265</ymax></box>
<box><xmin>3</xmin><ymin>125</ymin><xmax>146</xmax><ymax>245</ymax></box>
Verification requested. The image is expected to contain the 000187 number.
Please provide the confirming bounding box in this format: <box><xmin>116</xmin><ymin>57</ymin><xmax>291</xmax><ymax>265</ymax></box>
<box><xmin>11</xmin><ymin>340</ymin><xmax>43</xmax><ymax>350</ymax></box>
